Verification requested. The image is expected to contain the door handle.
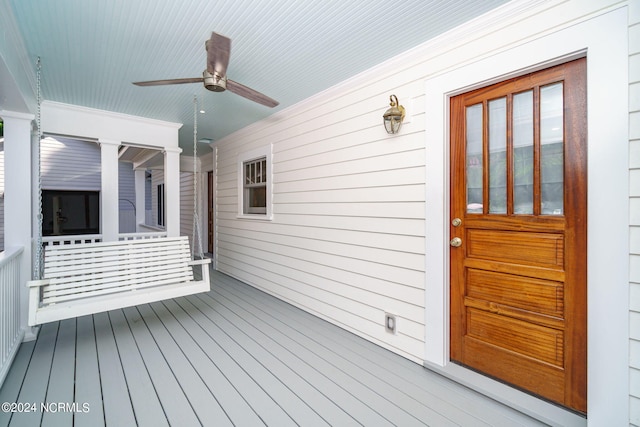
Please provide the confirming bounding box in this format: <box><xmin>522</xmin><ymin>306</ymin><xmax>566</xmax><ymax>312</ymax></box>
<box><xmin>450</xmin><ymin>237</ymin><xmax>462</xmax><ymax>247</ymax></box>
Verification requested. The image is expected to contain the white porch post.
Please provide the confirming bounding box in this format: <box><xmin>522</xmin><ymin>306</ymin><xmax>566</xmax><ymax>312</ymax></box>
<box><xmin>1</xmin><ymin>111</ymin><xmax>35</xmax><ymax>333</ymax></box>
<box><xmin>99</xmin><ymin>139</ymin><xmax>120</xmax><ymax>241</ymax></box>
<box><xmin>134</xmin><ymin>169</ymin><xmax>146</xmax><ymax>231</ymax></box>
<box><xmin>164</xmin><ymin>147</ymin><xmax>181</xmax><ymax>237</ymax></box>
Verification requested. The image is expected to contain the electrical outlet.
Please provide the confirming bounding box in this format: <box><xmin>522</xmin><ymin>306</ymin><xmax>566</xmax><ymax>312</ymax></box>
<box><xmin>385</xmin><ymin>312</ymin><xmax>397</xmax><ymax>334</ymax></box>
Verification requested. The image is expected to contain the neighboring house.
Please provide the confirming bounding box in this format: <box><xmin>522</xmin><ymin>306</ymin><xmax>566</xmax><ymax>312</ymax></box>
<box><xmin>0</xmin><ymin>1</ymin><xmax>636</xmax><ymax>426</ymax></box>
<box><xmin>0</xmin><ymin>136</ymin><xmax>160</xmax><ymax>245</ymax></box>
<box><xmin>36</xmin><ymin>137</ymin><xmax>205</xmax><ymax>238</ymax></box>
<box><xmin>118</xmin><ymin>161</ymin><xmax>137</xmax><ymax>233</ymax></box>
<box><xmin>39</xmin><ymin>137</ymin><xmax>101</xmax><ymax>236</ymax></box>
<box><xmin>149</xmin><ymin>165</ymin><xmax>209</xmax><ymax>251</ymax></box>
<box><xmin>39</xmin><ymin>137</ymin><xmax>138</xmax><ymax>235</ymax></box>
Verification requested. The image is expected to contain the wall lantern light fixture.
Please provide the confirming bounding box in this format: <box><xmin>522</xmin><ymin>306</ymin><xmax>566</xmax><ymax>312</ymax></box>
<box><xmin>382</xmin><ymin>94</ymin><xmax>405</xmax><ymax>134</ymax></box>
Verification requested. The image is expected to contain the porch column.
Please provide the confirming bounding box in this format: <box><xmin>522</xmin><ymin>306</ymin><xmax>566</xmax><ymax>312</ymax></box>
<box><xmin>1</xmin><ymin>111</ymin><xmax>35</xmax><ymax>333</ymax></box>
<box><xmin>99</xmin><ymin>139</ymin><xmax>120</xmax><ymax>241</ymax></box>
<box><xmin>163</xmin><ymin>147</ymin><xmax>181</xmax><ymax>237</ymax></box>
<box><xmin>134</xmin><ymin>169</ymin><xmax>146</xmax><ymax>231</ymax></box>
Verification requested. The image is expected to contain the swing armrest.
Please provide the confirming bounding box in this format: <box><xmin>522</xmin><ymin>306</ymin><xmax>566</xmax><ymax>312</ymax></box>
<box><xmin>27</xmin><ymin>278</ymin><xmax>51</xmax><ymax>326</ymax></box>
<box><xmin>27</xmin><ymin>279</ymin><xmax>51</xmax><ymax>288</ymax></box>
<box><xmin>188</xmin><ymin>258</ymin><xmax>211</xmax><ymax>288</ymax></box>
<box><xmin>189</xmin><ymin>258</ymin><xmax>212</xmax><ymax>266</ymax></box>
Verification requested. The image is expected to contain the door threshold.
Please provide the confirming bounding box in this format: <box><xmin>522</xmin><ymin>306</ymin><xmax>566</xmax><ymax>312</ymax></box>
<box><xmin>423</xmin><ymin>361</ymin><xmax>586</xmax><ymax>427</ymax></box>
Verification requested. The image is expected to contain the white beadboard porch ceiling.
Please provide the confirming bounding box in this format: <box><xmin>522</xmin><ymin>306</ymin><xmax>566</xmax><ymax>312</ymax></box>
<box><xmin>9</xmin><ymin>0</ymin><xmax>508</xmax><ymax>155</ymax></box>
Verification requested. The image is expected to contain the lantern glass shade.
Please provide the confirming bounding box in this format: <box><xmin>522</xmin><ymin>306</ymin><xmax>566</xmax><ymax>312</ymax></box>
<box><xmin>382</xmin><ymin>95</ymin><xmax>405</xmax><ymax>134</ymax></box>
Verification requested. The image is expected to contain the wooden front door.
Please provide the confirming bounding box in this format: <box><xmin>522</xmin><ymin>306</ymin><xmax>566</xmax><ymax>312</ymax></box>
<box><xmin>450</xmin><ymin>58</ymin><xmax>587</xmax><ymax>413</ymax></box>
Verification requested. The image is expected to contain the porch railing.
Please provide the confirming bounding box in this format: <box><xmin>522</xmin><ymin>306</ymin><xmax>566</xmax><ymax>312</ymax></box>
<box><xmin>119</xmin><ymin>231</ymin><xmax>167</xmax><ymax>241</ymax></box>
<box><xmin>42</xmin><ymin>234</ymin><xmax>103</xmax><ymax>246</ymax></box>
<box><xmin>0</xmin><ymin>246</ymin><xmax>24</xmax><ymax>388</ymax></box>
<box><xmin>42</xmin><ymin>231</ymin><xmax>168</xmax><ymax>247</ymax></box>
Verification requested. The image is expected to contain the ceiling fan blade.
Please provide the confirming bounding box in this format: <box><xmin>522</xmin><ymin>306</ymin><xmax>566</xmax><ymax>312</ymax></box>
<box><xmin>227</xmin><ymin>79</ymin><xmax>279</xmax><ymax>108</ymax></box>
<box><xmin>133</xmin><ymin>77</ymin><xmax>204</xmax><ymax>86</ymax></box>
<box><xmin>206</xmin><ymin>32</ymin><xmax>231</xmax><ymax>77</ymax></box>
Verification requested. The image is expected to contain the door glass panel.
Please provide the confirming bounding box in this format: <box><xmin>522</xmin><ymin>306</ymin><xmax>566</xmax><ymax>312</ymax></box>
<box><xmin>488</xmin><ymin>98</ymin><xmax>507</xmax><ymax>214</ymax></box>
<box><xmin>540</xmin><ymin>83</ymin><xmax>564</xmax><ymax>215</ymax></box>
<box><xmin>466</xmin><ymin>103</ymin><xmax>483</xmax><ymax>213</ymax></box>
<box><xmin>513</xmin><ymin>91</ymin><xmax>534</xmax><ymax>214</ymax></box>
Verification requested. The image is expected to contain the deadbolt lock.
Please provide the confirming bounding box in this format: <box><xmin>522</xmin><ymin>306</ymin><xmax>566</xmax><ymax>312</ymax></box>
<box><xmin>450</xmin><ymin>237</ymin><xmax>462</xmax><ymax>247</ymax></box>
<box><xmin>452</xmin><ymin>218</ymin><xmax>462</xmax><ymax>227</ymax></box>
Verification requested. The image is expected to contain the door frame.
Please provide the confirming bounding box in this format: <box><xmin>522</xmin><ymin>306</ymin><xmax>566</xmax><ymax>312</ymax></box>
<box><xmin>423</xmin><ymin>8</ymin><xmax>628</xmax><ymax>427</ymax></box>
<box><xmin>208</xmin><ymin>170</ymin><xmax>214</xmax><ymax>254</ymax></box>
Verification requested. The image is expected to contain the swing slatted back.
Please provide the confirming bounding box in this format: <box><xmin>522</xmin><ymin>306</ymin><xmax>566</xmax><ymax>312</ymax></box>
<box><xmin>41</xmin><ymin>237</ymin><xmax>193</xmax><ymax>304</ymax></box>
<box><xmin>27</xmin><ymin>236</ymin><xmax>211</xmax><ymax>326</ymax></box>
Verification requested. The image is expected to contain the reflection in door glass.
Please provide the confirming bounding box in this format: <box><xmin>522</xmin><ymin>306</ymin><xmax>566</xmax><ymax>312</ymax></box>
<box><xmin>466</xmin><ymin>104</ymin><xmax>483</xmax><ymax>213</ymax></box>
<box><xmin>540</xmin><ymin>83</ymin><xmax>564</xmax><ymax>215</ymax></box>
<box><xmin>489</xmin><ymin>98</ymin><xmax>506</xmax><ymax>214</ymax></box>
<box><xmin>513</xmin><ymin>91</ymin><xmax>534</xmax><ymax>214</ymax></box>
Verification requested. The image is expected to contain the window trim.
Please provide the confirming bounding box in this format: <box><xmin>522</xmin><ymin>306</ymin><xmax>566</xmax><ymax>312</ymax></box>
<box><xmin>237</xmin><ymin>145</ymin><xmax>272</xmax><ymax>220</ymax></box>
<box><xmin>157</xmin><ymin>183</ymin><xmax>165</xmax><ymax>227</ymax></box>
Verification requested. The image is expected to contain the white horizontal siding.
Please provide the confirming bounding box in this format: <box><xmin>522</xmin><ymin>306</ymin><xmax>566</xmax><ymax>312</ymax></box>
<box><xmin>118</xmin><ymin>162</ymin><xmax>135</xmax><ymax>233</ymax></box>
<box><xmin>0</xmin><ymin>141</ymin><xmax>4</xmax><ymax>251</ymax></box>
<box><xmin>41</xmin><ymin>137</ymin><xmax>100</xmax><ymax>190</ymax></box>
<box><xmin>148</xmin><ymin>168</ymin><xmax>205</xmax><ymax>250</ymax></box>
<box><xmin>180</xmin><ymin>171</ymin><xmax>194</xmax><ymax>246</ymax></box>
<box><xmin>215</xmin><ymin>63</ymin><xmax>427</xmax><ymax>361</ymax></box>
<box><xmin>39</xmin><ymin>137</ymin><xmax>138</xmax><ymax>233</ymax></box>
<box><xmin>630</xmin><ymin>3</ymin><xmax>640</xmax><ymax>425</ymax></box>
<box><xmin>180</xmin><ymin>172</ymin><xmax>207</xmax><ymax>253</ymax></box>
<box><xmin>0</xmin><ymin>141</ymin><xmax>4</xmax><ymax>193</ymax></box>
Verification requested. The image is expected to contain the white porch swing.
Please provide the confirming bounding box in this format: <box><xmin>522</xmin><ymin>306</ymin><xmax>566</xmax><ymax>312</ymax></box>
<box><xmin>27</xmin><ymin>68</ymin><xmax>211</xmax><ymax>326</ymax></box>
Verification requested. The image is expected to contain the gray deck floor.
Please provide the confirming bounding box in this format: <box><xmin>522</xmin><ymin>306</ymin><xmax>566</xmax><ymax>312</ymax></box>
<box><xmin>0</xmin><ymin>269</ymin><xmax>547</xmax><ymax>426</ymax></box>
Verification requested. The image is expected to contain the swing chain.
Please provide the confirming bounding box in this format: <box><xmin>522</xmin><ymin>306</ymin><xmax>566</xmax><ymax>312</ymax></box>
<box><xmin>34</xmin><ymin>57</ymin><xmax>44</xmax><ymax>280</ymax></box>
<box><xmin>192</xmin><ymin>96</ymin><xmax>204</xmax><ymax>260</ymax></box>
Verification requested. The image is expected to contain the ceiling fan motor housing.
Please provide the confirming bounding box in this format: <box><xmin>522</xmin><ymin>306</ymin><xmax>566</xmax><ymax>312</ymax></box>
<box><xmin>203</xmin><ymin>70</ymin><xmax>226</xmax><ymax>92</ymax></box>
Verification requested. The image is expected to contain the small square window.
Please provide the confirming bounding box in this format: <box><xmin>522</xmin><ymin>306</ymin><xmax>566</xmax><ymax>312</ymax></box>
<box><xmin>243</xmin><ymin>157</ymin><xmax>267</xmax><ymax>214</ymax></box>
<box><xmin>238</xmin><ymin>146</ymin><xmax>272</xmax><ymax>219</ymax></box>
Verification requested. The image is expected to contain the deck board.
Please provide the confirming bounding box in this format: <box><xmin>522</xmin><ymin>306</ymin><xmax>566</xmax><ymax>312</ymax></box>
<box><xmin>135</xmin><ymin>303</ymin><xmax>233</xmax><ymax>426</ymax></box>
<box><xmin>108</xmin><ymin>309</ymin><xmax>168</xmax><ymax>427</ymax></box>
<box><xmin>145</xmin><ymin>301</ymin><xmax>234</xmax><ymax>426</ymax></box>
<box><xmin>0</xmin><ymin>268</ymin><xmax>547</xmax><ymax>427</ymax></box>
<box><xmin>12</xmin><ymin>322</ymin><xmax>58</xmax><ymax>426</ymax></box>
<box><xmin>121</xmin><ymin>306</ymin><xmax>201</xmax><ymax>426</ymax></box>
<box><xmin>181</xmin><ymin>294</ymin><xmax>332</xmax><ymax>426</ymax></box>
<box><xmin>197</xmin><ymin>288</ymin><xmax>433</xmax><ymax>426</ymax></box>
<box><xmin>163</xmin><ymin>299</ymin><xmax>264</xmax><ymax>426</ymax></box>
<box><xmin>173</xmin><ymin>296</ymin><xmax>347</xmax><ymax>427</ymax></box>
<box><xmin>73</xmin><ymin>315</ymin><xmax>105</xmax><ymax>427</ymax></box>
<box><xmin>173</xmin><ymin>296</ymin><xmax>288</xmax><ymax>426</ymax></box>
<box><xmin>205</xmin><ymin>283</ymin><xmax>456</xmax><ymax>426</ymax></box>
<box><xmin>188</xmin><ymin>291</ymin><xmax>391</xmax><ymax>426</ymax></box>
<box><xmin>216</xmin><ymin>272</ymin><xmax>539</xmax><ymax>427</ymax></box>
<box><xmin>0</xmin><ymin>341</ymin><xmax>35</xmax><ymax>427</ymax></box>
<box><xmin>41</xmin><ymin>319</ymin><xmax>75</xmax><ymax>427</ymax></box>
<box><xmin>94</xmin><ymin>311</ymin><xmax>137</xmax><ymax>427</ymax></box>
<box><xmin>216</xmin><ymin>272</ymin><xmax>537</xmax><ymax>427</ymax></box>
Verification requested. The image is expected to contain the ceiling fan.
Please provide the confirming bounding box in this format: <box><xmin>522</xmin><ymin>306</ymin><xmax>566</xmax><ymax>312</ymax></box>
<box><xmin>133</xmin><ymin>32</ymin><xmax>279</xmax><ymax>108</ymax></box>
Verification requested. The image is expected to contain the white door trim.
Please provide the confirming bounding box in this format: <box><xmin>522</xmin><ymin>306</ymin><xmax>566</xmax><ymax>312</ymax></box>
<box><xmin>423</xmin><ymin>7</ymin><xmax>628</xmax><ymax>427</ymax></box>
